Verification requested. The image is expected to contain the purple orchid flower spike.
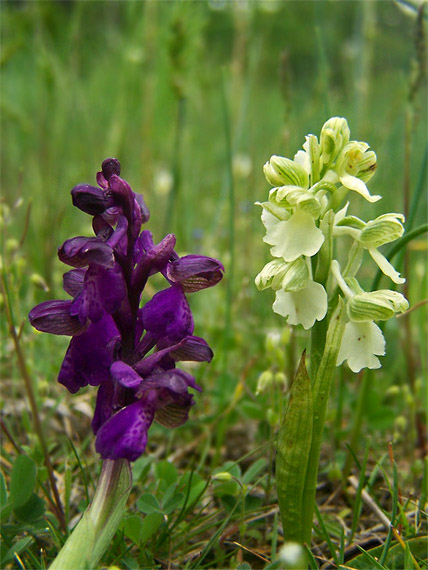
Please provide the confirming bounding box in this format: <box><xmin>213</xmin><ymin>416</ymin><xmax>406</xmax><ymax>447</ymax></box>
<box><xmin>29</xmin><ymin>158</ymin><xmax>224</xmax><ymax>462</ymax></box>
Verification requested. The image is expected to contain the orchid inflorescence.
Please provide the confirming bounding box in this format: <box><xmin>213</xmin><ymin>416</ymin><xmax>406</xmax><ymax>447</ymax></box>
<box><xmin>29</xmin><ymin>158</ymin><xmax>223</xmax><ymax>461</ymax></box>
<box><xmin>256</xmin><ymin>117</ymin><xmax>408</xmax><ymax>372</ymax></box>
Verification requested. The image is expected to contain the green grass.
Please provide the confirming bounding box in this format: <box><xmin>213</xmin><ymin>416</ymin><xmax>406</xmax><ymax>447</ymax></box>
<box><xmin>1</xmin><ymin>1</ymin><xmax>427</xmax><ymax>569</ymax></box>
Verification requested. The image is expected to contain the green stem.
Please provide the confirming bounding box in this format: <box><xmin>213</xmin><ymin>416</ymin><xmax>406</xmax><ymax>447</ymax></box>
<box><xmin>50</xmin><ymin>459</ymin><xmax>132</xmax><ymax>570</ymax></box>
<box><xmin>302</xmin><ymin>298</ymin><xmax>346</xmax><ymax>544</ymax></box>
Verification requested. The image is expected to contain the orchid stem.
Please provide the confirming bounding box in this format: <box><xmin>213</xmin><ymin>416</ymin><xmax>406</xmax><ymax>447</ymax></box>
<box><xmin>302</xmin><ymin>299</ymin><xmax>346</xmax><ymax>543</ymax></box>
<box><xmin>49</xmin><ymin>459</ymin><xmax>132</xmax><ymax>570</ymax></box>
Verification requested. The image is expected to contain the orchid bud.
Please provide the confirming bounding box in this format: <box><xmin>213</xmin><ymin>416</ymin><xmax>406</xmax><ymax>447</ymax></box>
<box><xmin>212</xmin><ymin>472</ymin><xmax>233</xmax><ymax>482</ymax></box>
<box><xmin>337</xmin><ymin>141</ymin><xmax>377</xmax><ymax>184</ymax></box>
<box><xmin>360</xmin><ymin>213</ymin><xmax>405</xmax><ymax>247</ymax></box>
<box><xmin>347</xmin><ymin>290</ymin><xmax>409</xmax><ymax>322</ymax></box>
<box><xmin>304</xmin><ymin>134</ymin><xmax>321</xmax><ymax>181</ymax></box>
<box><xmin>255</xmin><ymin>259</ymin><xmax>289</xmax><ymax>291</ymax></box>
<box><xmin>101</xmin><ymin>157</ymin><xmax>121</xmax><ymax>181</ymax></box>
<box><xmin>279</xmin><ymin>257</ymin><xmax>309</xmax><ymax>292</ymax></box>
<box><xmin>267</xmin><ymin>408</ymin><xmax>280</xmax><ymax>426</ymax></box>
<box><xmin>270</xmin><ymin>186</ymin><xmax>321</xmax><ymax>218</ymax></box>
<box><xmin>30</xmin><ymin>273</ymin><xmax>50</xmax><ymax>292</ymax></box>
<box><xmin>274</xmin><ymin>371</ymin><xmax>287</xmax><ymax>388</ymax></box>
<box><xmin>320</xmin><ymin>116</ymin><xmax>350</xmax><ymax>164</ymax></box>
<box><xmin>256</xmin><ymin>370</ymin><xmax>274</xmax><ymax>395</ymax></box>
<box><xmin>278</xmin><ymin>542</ymin><xmax>307</xmax><ymax>569</ymax></box>
<box><xmin>263</xmin><ymin>155</ymin><xmax>309</xmax><ymax>188</ymax></box>
<box><xmin>71</xmin><ymin>184</ymin><xmax>114</xmax><ymax>215</ymax></box>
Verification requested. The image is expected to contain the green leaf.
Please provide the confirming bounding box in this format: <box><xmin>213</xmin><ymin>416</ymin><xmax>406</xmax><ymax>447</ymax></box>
<box><xmin>0</xmin><ymin>471</ymin><xmax>7</xmax><ymax>507</ymax></box>
<box><xmin>10</xmin><ymin>454</ymin><xmax>37</xmax><ymax>509</ymax></box>
<box><xmin>120</xmin><ymin>514</ymin><xmax>144</xmax><ymax>544</ymax></box>
<box><xmin>137</xmin><ymin>493</ymin><xmax>163</xmax><ymax>514</ymax></box>
<box><xmin>276</xmin><ymin>351</ymin><xmax>313</xmax><ymax>544</ymax></box>
<box><xmin>242</xmin><ymin>458</ymin><xmax>267</xmax><ymax>484</ymax></box>
<box><xmin>131</xmin><ymin>456</ymin><xmax>151</xmax><ymax>482</ymax></box>
<box><xmin>342</xmin><ymin>537</ymin><xmax>428</xmax><ymax>569</ymax></box>
<box><xmin>1</xmin><ymin>536</ymin><xmax>33</xmax><ymax>566</ymax></box>
<box><xmin>163</xmin><ymin>491</ymin><xmax>184</xmax><ymax>515</ymax></box>
<box><xmin>14</xmin><ymin>492</ymin><xmax>45</xmax><ymax>522</ymax></box>
<box><xmin>155</xmin><ymin>460</ymin><xmax>178</xmax><ymax>488</ymax></box>
<box><xmin>139</xmin><ymin>512</ymin><xmax>164</xmax><ymax>545</ymax></box>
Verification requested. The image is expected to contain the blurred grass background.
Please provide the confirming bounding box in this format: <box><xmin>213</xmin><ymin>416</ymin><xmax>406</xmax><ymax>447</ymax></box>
<box><xmin>1</xmin><ymin>1</ymin><xmax>427</xmax><ymax>567</ymax></box>
<box><xmin>2</xmin><ymin>0</ymin><xmax>426</xmax><ymax>400</ymax></box>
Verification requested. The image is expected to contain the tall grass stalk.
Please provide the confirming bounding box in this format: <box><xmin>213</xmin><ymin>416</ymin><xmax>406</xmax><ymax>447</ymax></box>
<box><xmin>0</xmin><ymin>270</ymin><xmax>66</xmax><ymax>532</ymax></box>
<box><xmin>221</xmin><ymin>69</ymin><xmax>235</xmax><ymax>372</ymax></box>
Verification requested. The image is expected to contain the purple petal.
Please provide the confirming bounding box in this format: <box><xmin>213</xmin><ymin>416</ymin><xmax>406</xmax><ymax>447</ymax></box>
<box><xmin>92</xmin><ymin>216</ymin><xmax>114</xmax><ymax>240</ymax></box>
<box><xmin>96</xmin><ymin>171</ymin><xmax>109</xmax><ymax>189</ymax></box>
<box><xmin>106</xmin><ymin>215</ymin><xmax>128</xmax><ymax>253</ymax></box>
<box><xmin>29</xmin><ymin>300</ymin><xmax>87</xmax><ymax>336</ymax></box>
<box><xmin>101</xmin><ymin>158</ymin><xmax>121</xmax><ymax>181</ymax></box>
<box><xmin>92</xmin><ymin>381</ymin><xmax>115</xmax><ymax>434</ymax></box>
<box><xmin>134</xmin><ymin>192</ymin><xmax>150</xmax><ymax>224</ymax></box>
<box><xmin>111</xmin><ymin>361</ymin><xmax>142</xmax><ymax>389</ymax></box>
<box><xmin>78</xmin><ymin>263</ymin><xmax>127</xmax><ymax>322</ymax></box>
<box><xmin>142</xmin><ymin>286</ymin><xmax>194</xmax><ymax>342</ymax></box>
<box><xmin>169</xmin><ymin>336</ymin><xmax>213</xmax><ymax>362</ymax></box>
<box><xmin>63</xmin><ymin>269</ymin><xmax>86</xmax><ymax>297</ymax></box>
<box><xmin>71</xmin><ymin>184</ymin><xmax>114</xmax><ymax>215</ymax></box>
<box><xmin>109</xmin><ymin>175</ymin><xmax>134</xmax><ymax>207</ymax></box>
<box><xmin>154</xmin><ymin>398</ymin><xmax>193</xmax><ymax>428</ymax></box>
<box><xmin>58</xmin><ymin>237</ymin><xmax>114</xmax><ymax>268</ymax></box>
<box><xmin>58</xmin><ymin>316</ymin><xmax>119</xmax><ymax>393</ymax></box>
<box><xmin>132</xmin><ymin>232</ymin><xmax>176</xmax><ymax>290</ymax></box>
<box><xmin>138</xmin><ymin>369</ymin><xmax>201</xmax><ymax>396</ymax></box>
<box><xmin>135</xmin><ymin>336</ymin><xmax>212</xmax><ymax>377</ymax></box>
<box><xmin>95</xmin><ymin>396</ymin><xmax>155</xmax><ymax>461</ymax></box>
<box><xmin>166</xmin><ymin>255</ymin><xmax>224</xmax><ymax>292</ymax></box>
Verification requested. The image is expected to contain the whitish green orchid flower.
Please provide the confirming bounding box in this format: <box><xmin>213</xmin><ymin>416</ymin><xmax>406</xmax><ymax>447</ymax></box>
<box><xmin>261</xmin><ymin>205</ymin><xmax>324</xmax><ymax>262</ymax></box>
<box><xmin>336</xmin><ymin>320</ymin><xmax>386</xmax><ymax>372</ymax></box>
<box><xmin>320</xmin><ymin>116</ymin><xmax>350</xmax><ymax>166</ymax></box>
<box><xmin>255</xmin><ymin>257</ymin><xmax>309</xmax><ymax>291</ymax></box>
<box><xmin>272</xmin><ymin>279</ymin><xmax>328</xmax><ymax>330</ymax></box>
<box><xmin>331</xmin><ymin>260</ymin><xmax>408</xmax><ymax>371</ymax></box>
<box><xmin>263</xmin><ymin>155</ymin><xmax>309</xmax><ymax>188</ymax></box>
<box><xmin>334</xmin><ymin>212</ymin><xmax>406</xmax><ymax>284</ymax></box>
<box><xmin>335</xmin><ymin>141</ymin><xmax>380</xmax><ymax>202</ymax></box>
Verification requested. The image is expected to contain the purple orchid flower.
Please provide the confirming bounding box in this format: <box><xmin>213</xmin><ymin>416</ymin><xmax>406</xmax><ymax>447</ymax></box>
<box><xmin>29</xmin><ymin>158</ymin><xmax>224</xmax><ymax>461</ymax></box>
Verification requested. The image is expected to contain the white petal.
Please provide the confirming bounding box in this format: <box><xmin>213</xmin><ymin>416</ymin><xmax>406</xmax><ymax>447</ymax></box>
<box><xmin>336</xmin><ymin>321</ymin><xmax>385</xmax><ymax>373</ymax></box>
<box><xmin>273</xmin><ymin>280</ymin><xmax>327</xmax><ymax>330</ymax></box>
<box><xmin>294</xmin><ymin>149</ymin><xmax>311</xmax><ymax>176</ymax></box>
<box><xmin>264</xmin><ymin>209</ymin><xmax>324</xmax><ymax>262</ymax></box>
<box><xmin>261</xmin><ymin>208</ymin><xmax>280</xmax><ymax>231</ymax></box>
<box><xmin>368</xmin><ymin>248</ymin><xmax>405</xmax><ymax>284</ymax></box>
<box><xmin>340</xmin><ymin>173</ymin><xmax>381</xmax><ymax>203</ymax></box>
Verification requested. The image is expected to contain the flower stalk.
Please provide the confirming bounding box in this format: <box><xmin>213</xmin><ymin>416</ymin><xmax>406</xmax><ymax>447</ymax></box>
<box><xmin>50</xmin><ymin>459</ymin><xmax>132</xmax><ymax>570</ymax></box>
